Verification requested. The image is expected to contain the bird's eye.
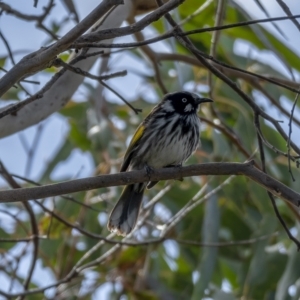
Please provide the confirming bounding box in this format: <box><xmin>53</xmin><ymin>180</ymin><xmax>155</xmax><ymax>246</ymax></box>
<box><xmin>182</xmin><ymin>98</ymin><xmax>187</xmax><ymax>103</ymax></box>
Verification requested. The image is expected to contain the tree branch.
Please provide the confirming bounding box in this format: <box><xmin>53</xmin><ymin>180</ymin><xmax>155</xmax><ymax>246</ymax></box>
<box><xmin>0</xmin><ymin>0</ymin><xmax>123</xmax><ymax>96</ymax></box>
<box><xmin>0</xmin><ymin>0</ymin><xmax>184</xmax><ymax>138</ymax></box>
<box><xmin>155</xmin><ymin>0</ymin><xmax>300</xmax><ymax>157</ymax></box>
<box><xmin>76</xmin><ymin>0</ymin><xmax>185</xmax><ymax>44</ymax></box>
<box><xmin>0</xmin><ymin>161</ymin><xmax>299</xmax><ymax>207</ymax></box>
<box><xmin>0</xmin><ymin>162</ymin><xmax>40</xmax><ymax>297</ymax></box>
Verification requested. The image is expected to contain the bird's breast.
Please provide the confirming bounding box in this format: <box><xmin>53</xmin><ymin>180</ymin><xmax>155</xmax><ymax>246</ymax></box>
<box><xmin>133</xmin><ymin>114</ymin><xmax>200</xmax><ymax>169</ymax></box>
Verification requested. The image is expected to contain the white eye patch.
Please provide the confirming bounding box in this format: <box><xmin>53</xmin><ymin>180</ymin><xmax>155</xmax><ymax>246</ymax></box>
<box><xmin>184</xmin><ymin>103</ymin><xmax>193</xmax><ymax>112</ymax></box>
<box><xmin>182</xmin><ymin>98</ymin><xmax>187</xmax><ymax>103</ymax></box>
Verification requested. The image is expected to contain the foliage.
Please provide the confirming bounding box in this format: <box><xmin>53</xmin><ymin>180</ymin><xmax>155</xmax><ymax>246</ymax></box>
<box><xmin>0</xmin><ymin>0</ymin><xmax>300</xmax><ymax>299</ymax></box>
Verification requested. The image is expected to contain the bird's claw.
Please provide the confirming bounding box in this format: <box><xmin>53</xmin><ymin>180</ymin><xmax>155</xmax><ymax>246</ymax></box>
<box><xmin>173</xmin><ymin>164</ymin><xmax>183</xmax><ymax>182</ymax></box>
<box><xmin>145</xmin><ymin>164</ymin><xmax>154</xmax><ymax>180</ymax></box>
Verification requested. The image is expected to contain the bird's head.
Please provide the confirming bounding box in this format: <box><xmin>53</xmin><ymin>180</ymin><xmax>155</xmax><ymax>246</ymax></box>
<box><xmin>162</xmin><ymin>91</ymin><xmax>213</xmax><ymax>115</ymax></box>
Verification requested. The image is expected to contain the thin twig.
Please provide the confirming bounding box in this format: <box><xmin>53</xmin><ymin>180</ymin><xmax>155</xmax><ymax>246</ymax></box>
<box><xmin>255</xmin><ymin>116</ymin><xmax>298</xmax><ymax>161</ymax></box>
<box><xmin>253</xmin><ymin>81</ymin><xmax>300</xmax><ymax>127</ymax></box>
<box><xmin>254</xmin><ymin>0</ymin><xmax>287</xmax><ymax>38</ymax></box>
<box><xmin>73</xmin><ymin>14</ymin><xmax>300</xmax><ymax>50</ymax></box>
<box><xmin>0</xmin><ymin>51</ymin><xmax>106</xmax><ymax>119</ymax></box>
<box><xmin>276</xmin><ymin>0</ymin><xmax>300</xmax><ymax>32</ymax></box>
<box><xmin>254</xmin><ymin>113</ymin><xmax>300</xmax><ymax>249</ymax></box>
<box><xmin>200</xmin><ymin>117</ymin><xmax>257</xmax><ymax>165</ymax></box>
<box><xmin>131</xmin><ymin>27</ymin><xmax>168</xmax><ymax>94</ymax></box>
<box><xmin>208</xmin><ymin>0</ymin><xmax>226</xmax><ymax>98</ymax></box>
<box><xmin>160</xmin><ymin>176</ymin><xmax>234</xmax><ymax>236</ymax></box>
<box><xmin>0</xmin><ymin>236</ymin><xmax>46</xmax><ymax>243</ymax></box>
<box><xmin>234</xmin><ymin>2</ymin><xmax>296</xmax><ymax>82</ymax></box>
<box><xmin>25</xmin><ymin>123</ymin><xmax>44</xmax><ymax>177</ymax></box>
<box><xmin>174</xmin><ymin>232</ymin><xmax>278</xmax><ymax>247</ymax></box>
<box><xmin>99</xmin><ymin>80</ymin><xmax>142</xmax><ymax>114</ymax></box>
<box><xmin>155</xmin><ymin>0</ymin><xmax>300</xmax><ymax>158</ymax></box>
<box><xmin>0</xmin><ymin>162</ymin><xmax>40</xmax><ymax>297</ymax></box>
<box><xmin>52</xmin><ymin>58</ymin><xmax>142</xmax><ymax>114</ymax></box>
<box><xmin>52</xmin><ymin>58</ymin><xmax>127</xmax><ymax>81</ymax></box>
<box><xmin>287</xmin><ymin>91</ymin><xmax>300</xmax><ymax>181</ymax></box>
<box><xmin>0</xmin><ymin>1</ymin><xmax>57</xmax><ymax>39</ymax></box>
<box><xmin>53</xmin><ymin>57</ymin><xmax>140</xmax><ymax>114</ymax></box>
<box><xmin>0</xmin><ymin>209</ymin><xmax>29</xmax><ymax>235</ymax></box>
<box><xmin>156</xmin><ymin>0</ymin><xmax>300</xmax><ymax>249</ymax></box>
<box><xmin>0</xmin><ymin>31</ymin><xmax>15</xmax><ymax>65</ymax></box>
<box><xmin>7</xmin><ymin>244</ymin><xmax>28</xmax><ymax>294</ymax></box>
<box><xmin>0</xmin><ymin>0</ymin><xmax>182</xmax><ymax>96</ymax></box>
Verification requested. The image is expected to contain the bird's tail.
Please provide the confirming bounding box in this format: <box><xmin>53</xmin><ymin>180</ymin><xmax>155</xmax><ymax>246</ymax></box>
<box><xmin>107</xmin><ymin>183</ymin><xmax>145</xmax><ymax>236</ymax></box>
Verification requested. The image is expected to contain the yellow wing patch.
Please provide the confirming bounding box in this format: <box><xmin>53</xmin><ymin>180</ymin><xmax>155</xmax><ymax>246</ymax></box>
<box><xmin>128</xmin><ymin>124</ymin><xmax>145</xmax><ymax>149</ymax></box>
<box><xmin>120</xmin><ymin>124</ymin><xmax>145</xmax><ymax>172</ymax></box>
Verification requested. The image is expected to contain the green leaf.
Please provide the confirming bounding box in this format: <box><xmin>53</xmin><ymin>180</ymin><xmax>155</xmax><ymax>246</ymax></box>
<box><xmin>1</xmin><ymin>87</ymin><xmax>21</xmax><ymax>101</ymax></box>
<box><xmin>191</xmin><ymin>190</ymin><xmax>220</xmax><ymax>299</ymax></box>
<box><xmin>69</xmin><ymin>119</ymin><xmax>91</xmax><ymax>151</ymax></box>
<box><xmin>0</xmin><ymin>56</ymin><xmax>6</xmax><ymax>68</ymax></box>
<box><xmin>59</xmin><ymin>101</ymin><xmax>89</xmax><ymax>120</ymax></box>
<box><xmin>275</xmin><ymin>238</ymin><xmax>300</xmax><ymax>300</ymax></box>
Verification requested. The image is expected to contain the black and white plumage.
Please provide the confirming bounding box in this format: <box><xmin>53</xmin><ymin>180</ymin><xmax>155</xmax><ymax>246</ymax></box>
<box><xmin>107</xmin><ymin>91</ymin><xmax>213</xmax><ymax>236</ymax></box>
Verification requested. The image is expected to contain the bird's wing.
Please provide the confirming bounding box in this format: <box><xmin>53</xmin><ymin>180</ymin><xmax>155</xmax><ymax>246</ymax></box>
<box><xmin>120</xmin><ymin>123</ymin><xmax>145</xmax><ymax>172</ymax></box>
<box><xmin>120</xmin><ymin>102</ymin><xmax>162</xmax><ymax>172</ymax></box>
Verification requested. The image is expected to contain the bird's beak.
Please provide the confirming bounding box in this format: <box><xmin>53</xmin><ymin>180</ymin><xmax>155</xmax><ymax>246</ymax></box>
<box><xmin>196</xmin><ymin>97</ymin><xmax>213</xmax><ymax>104</ymax></box>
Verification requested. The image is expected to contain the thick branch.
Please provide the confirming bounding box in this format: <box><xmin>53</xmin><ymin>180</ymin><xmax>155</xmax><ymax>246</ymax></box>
<box><xmin>76</xmin><ymin>0</ymin><xmax>185</xmax><ymax>44</ymax></box>
<box><xmin>0</xmin><ymin>2</ymin><xmax>133</xmax><ymax>138</ymax></box>
<box><xmin>0</xmin><ymin>0</ymin><xmax>122</xmax><ymax>96</ymax></box>
<box><xmin>0</xmin><ymin>161</ymin><xmax>299</xmax><ymax>207</ymax></box>
<box><xmin>0</xmin><ymin>0</ymin><xmax>184</xmax><ymax>138</ymax></box>
<box><xmin>0</xmin><ymin>0</ymin><xmax>184</xmax><ymax>97</ymax></box>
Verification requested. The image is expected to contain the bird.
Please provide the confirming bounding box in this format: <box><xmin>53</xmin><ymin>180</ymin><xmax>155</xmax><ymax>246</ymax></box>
<box><xmin>107</xmin><ymin>91</ymin><xmax>213</xmax><ymax>236</ymax></box>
